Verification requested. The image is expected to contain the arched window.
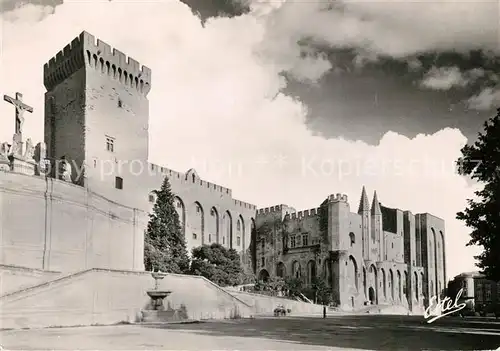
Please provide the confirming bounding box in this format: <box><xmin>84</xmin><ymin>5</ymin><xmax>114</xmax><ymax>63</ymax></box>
<box><xmin>349</xmin><ymin>232</ymin><xmax>355</xmax><ymax>246</ymax></box>
<box><xmin>237</xmin><ymin>220</ymin><xmax>241</xmax><ymax>231</ymax></box>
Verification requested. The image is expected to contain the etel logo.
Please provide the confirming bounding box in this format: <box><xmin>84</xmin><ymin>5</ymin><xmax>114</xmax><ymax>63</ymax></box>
<box><xmin>424</xmin><ymin>288</ymin><xmax>466</xmax><ymax>323</ymax></box>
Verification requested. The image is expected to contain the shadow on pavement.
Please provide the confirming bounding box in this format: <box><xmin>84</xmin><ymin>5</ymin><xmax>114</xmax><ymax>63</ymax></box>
<box><xmin>142</xmin><ymin>315</ymin><xmax>500</xmax><ymax>351</ymax></box>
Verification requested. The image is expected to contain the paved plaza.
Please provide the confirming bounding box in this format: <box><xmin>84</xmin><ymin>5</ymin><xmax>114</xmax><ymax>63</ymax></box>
<box><xmin>1</xmin><ymin>315</ymin><xmax>500</xmax><ymax>350</ymax></box>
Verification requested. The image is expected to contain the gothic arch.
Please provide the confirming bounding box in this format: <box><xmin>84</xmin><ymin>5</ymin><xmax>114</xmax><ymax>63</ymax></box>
<box><xmin>369</xmin><ymin>265</ymin><xmax>378</xmax><ymax>303</ymax></box>
<box><xmin>404</xmin><ymin>271</ymin><xmax>409</xmax><ymax>299</ymax></box>
<box><xmin>306</xmin><ymin>260</ymin><xmax>317</xmax><ymax>285</ymax></box>
<box><xmin>439</xmin><ymin>230</ymin><xmax>445</xmax><ymax>297</ymax></box>
<box><xmin>276</xmin><ymin>262</ymin><xmax>286</xmax><ymax>277</ymax></box>
<box><xmin>208</xmin><ymin>207</ymin><xmax>219</xmax><ymax>244</ymax></box>
<box><xmin>381</xmin><ymin>268</ymin><xmax>387</xmax><ymax>298</ymax></box>
<box><xmin>431</xmin><ymin>227</ymin><xmax>437</xmax><ymax>296</ymax></box>
<box><xmin>173</xmin><ymin>196</ymin><xmax>186</xmax><ymax>238</ymax></box>
<box><xmin>292</xmin><ymin>261</ymin><xmax>301</xmax><ymax>279</ymax></box>
<box><xmin>258</xmin><ymin>269</ymin><xmax>270</xmax><ymax>282</ymax></box>
<box><xmin>236</xmin><ymin>215</ymin><xmax>245</xmax><ymax>248</ymax></box>
<box><xmin>348</xmin><ymin>256</ymin><xmax>358</xmax><ymax>292</ymax></box>
<box><xmin>222</xmin><ymin>210</ymin><xmax>233</xmax><ymax>248</ymax></box>
<box><xmin>389</xmin><ymin>269</ymin><xmax>394</xmax><ymax>300</ymax></box>
<box><xmin>397</xmin><ymin>270</ymin><xmax>402</xmax><ymax>301</ymax></box>
<box><xmin>420</xmin><ymin>271</ymin><xmax>426</xmax><ymax>301</ymax></box>
<box><xmin>323</xmin><ymin>258</ymin><xmax>332</xmax><ymax>286</ymax></box>
<box><xmin>414</xmin><ymin>271</ymin><xmax>419</xmax><ymax>301</ymax></box>
<box><xmin>363</xmin><ymin>266</ymin><xmax>367</xmax><ymax>298</ymax></box>
<box><xmin>190</xmin><ymin>202</ymin><xmax>204</xmax><ymax>244</ymax></box>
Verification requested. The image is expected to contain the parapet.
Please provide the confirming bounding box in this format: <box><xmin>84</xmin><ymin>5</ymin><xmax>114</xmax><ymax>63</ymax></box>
<box><xmin>147</xmin><ymin>162</ymin><xmax>256</xmax><ymax>210</ymax></box>
<box><xmin>257</xmin><ymin>204</ymin><xmax>292</xmax><ymax>215</ymax></box>
<box><xmin>44</xmin><ymin>31</ymin><xmax>151</xmax><ymax>96</ymax></box>
<box><xmin>328</xmin><ymin>193</ymin><xmax>348</xmax><ymax>203</ymax></box>
<box><xmin>290</xmin><ymin>207</ymin><xmax>319</xmax><ymax>220</ymax></box>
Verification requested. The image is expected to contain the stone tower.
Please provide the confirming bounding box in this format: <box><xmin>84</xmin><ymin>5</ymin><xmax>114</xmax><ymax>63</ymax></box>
<box><xmin>358</xmin><ymin>186</ymin><xmax>370</xmax><ymax>260</ymax></box>
<box><xmin>370</xmin><ymin>191</ymin><xmax>383</xmax><ymax>261</ymax></box>
<box><xmin>43</xmin><ymin>31</ymin><xmax>151</xmax><ymax>207</ymax></box>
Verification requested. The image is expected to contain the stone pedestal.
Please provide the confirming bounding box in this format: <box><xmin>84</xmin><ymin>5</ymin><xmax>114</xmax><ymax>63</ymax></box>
<box><xmin>10</xmin><ymin>155</ymin><xmax>36</xmax><ymax>176</ymax></box>
<box><xmin>141</xmin><ymin>304</ymin><xmax>189</xmax><ymax>323</ymax></box>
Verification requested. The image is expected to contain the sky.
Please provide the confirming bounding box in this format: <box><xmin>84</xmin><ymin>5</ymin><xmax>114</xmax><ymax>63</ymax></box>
<box><xmin>1</xmin><ymin>0</ymin><xmax>498</xmax><ymax>279</ymax></box>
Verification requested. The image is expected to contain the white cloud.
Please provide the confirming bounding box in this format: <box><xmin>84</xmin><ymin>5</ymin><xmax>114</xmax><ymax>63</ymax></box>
<box><xmin>420</xmin><ymin>66</ymin><xmax>469</xmax><ymax>91</ymax></box>
<box><xmin>248</xmin><ymin>0</ymin><xmax>500</xmax><ymax>59</ymax></box>
<box><xmin>467</xmin><ymin>87</ymin><xmax>500</xmax><ymax>111</ymax></box>
<box><xmin>0</xmin><ymin>1</ymin><xmax>482</xmax><ymax>277</ymax></box>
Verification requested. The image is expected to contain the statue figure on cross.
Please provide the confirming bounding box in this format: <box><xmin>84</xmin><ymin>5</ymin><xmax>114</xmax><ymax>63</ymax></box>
<box><xmin>3</xmin><ymin>92</ymin><xmax>33</xmax><ymax>138</ymax></box>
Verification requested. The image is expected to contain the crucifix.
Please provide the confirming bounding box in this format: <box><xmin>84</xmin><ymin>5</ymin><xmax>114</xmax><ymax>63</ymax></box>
<box><xmin>3</xmin><ymin>92</ymin><xmax>33</xmax><ymax>137</ymax></box>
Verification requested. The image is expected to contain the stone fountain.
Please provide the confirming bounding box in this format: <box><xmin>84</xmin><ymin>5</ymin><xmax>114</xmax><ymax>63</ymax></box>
<box><xmin>146</xmin><ymin>271</ymin><xmax>171</xmax><ymax>311</ymax></box>
<box><xmin>140</xmin><ymin>271</ymin><xmax>188</xmax><ymax>323</ymax></box>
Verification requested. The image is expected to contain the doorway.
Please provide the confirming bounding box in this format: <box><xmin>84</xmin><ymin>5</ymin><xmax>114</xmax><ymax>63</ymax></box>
<box><xmin>368</xmin><ymin>287</ymin><xmax>376</xmax><ymax>304</ymax></box>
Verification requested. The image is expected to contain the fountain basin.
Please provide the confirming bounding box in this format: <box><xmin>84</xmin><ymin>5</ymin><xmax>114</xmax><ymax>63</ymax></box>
<box><xmin>147</xmin><ymin>290</ymin><xmax>172</xmax><ymax>299</ymax></box>
<box><xmin>147</xmin><ymin>290</ymin><xmax>172</xmax><ymax>311</ymax></box>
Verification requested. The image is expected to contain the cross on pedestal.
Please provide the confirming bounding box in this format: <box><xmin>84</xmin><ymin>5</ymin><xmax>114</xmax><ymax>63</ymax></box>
<box><xmin>3</xmin><ymin>92</ymin><xmax>33</xmax><ymax>139</ymax></box>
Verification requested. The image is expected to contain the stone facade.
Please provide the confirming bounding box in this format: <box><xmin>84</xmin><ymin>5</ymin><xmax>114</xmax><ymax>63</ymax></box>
<box><xmin>1</xmin><ymin>30</ymin><xmax>446</xmax><ymax>311</ymax></box>
<box><xmin>254</xmin><ymin>188</ymin><xmax>446</xmax><ymax>311</ymax></box>
<box><xmin>1</xmin><ymin>31</ymin><xmax>256</xmax><ymax>274</ymax></box>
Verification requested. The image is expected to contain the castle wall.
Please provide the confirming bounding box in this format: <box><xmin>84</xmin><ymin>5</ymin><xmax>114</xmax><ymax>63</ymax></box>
<box><xmin>251</xmin><ymin>190</ymin><xmax>441</xmax><ymax>314</ymax></box>
<box><xmin>0</xmin><ymin>265</ymin><xmax>61</xmax><ymax>296</ymax></box>
<box><xmin>41</xmin><ymin>31</ymin><xmax>257</xmax><ymax>263</ymax></box>
<box><xmin>417</xmin><ymin>213</ymin><xmax>446</xmax><ymax>299</ymax></box>
<box><xmin>0</xmin><ymin>171</ymin><xmax>146</xmax><ymax>272</ymax></box>
<box><xmin>143</xmin><ymin>166</ymin><xmax>256</xmax><ymax>258</ymax></box>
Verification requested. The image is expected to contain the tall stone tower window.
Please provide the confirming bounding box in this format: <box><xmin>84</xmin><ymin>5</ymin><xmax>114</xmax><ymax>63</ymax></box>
<box><xmin>106</xmin><ymin>136</ymin><xmax>115</xmax><ymax>152</ymax></box>
<box><xmin>290</xmin><ymin>236</ymin><xmax>296</xmax><ymax>248</ymax></box>
<box><xmin>349</xmin><ymin>232</ymin><xmax>355</xmax><ymax>246</ymax></box>
<box><xmin>237</xmin><ymin>236</ymin><xmax>241</xmax><ymax>246</ymax></box>
<box><xmin>208</xmin><ymin>234</ymin><xmax>212</xmax><ymax>242</ymax></box>
<box><xmin>115</xmin><ymin>176</ymin><xmax>123</xmax><ymax>189</ymax></box>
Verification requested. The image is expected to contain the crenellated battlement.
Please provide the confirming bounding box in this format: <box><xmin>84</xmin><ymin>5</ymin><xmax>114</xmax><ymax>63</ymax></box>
<box><xmin>44</xmin><ymin>31</ymin><xmax>151</xmax><ymax>96</ymax></box>
<box><xmin>328</xmin><ymin>193</ymin><xmax>348</xmax><ymax>203</ymax></box>
<box><xmin>290</xmin><ymin>207</ymin><xmax>319</xmax><ymax>220</ymax></box>
<box><xmin>257</xmin><ymin>204</ymin><xmax>290</xmax><ymax>215</ymax></box>
<box><xmin>148</xmin><ymin>163</ymin><xmax>256</xmax><ymax>210</ymax></box>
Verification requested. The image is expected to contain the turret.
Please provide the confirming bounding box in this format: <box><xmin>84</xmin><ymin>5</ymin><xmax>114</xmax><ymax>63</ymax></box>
<box><xmin>358</xmin><ymin>186</ymin><xmax>370</xmax><ymax>259</ymax></box>
<box><xmin>370</xmin><ymin>191</ymin><xmax>383</xmax><ymax>261</ymax></box>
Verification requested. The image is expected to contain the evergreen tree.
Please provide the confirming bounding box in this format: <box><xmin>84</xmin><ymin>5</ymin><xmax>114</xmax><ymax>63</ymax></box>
<box><xmin>144</xmin><ymin>176</ymin><xmax>190</xmax><ymax>274</ymax></box>
<box><xmin>456</xmin><ymin>108</ymin><xmax>500</xmax><ymax>281</ymax></box>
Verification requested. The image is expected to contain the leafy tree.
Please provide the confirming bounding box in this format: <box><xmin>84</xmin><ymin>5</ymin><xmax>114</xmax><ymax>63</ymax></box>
<box><xmin>312</xmin><ymin>276</ymin><xmax>333</xmax><ymax>305</ymax></box>
<box><xmin>254</xmin><ymin>276</ymin><xmax>285</xmax><ymax>295</ymax></box>
<box><xmin>190</xmin><ymin>243</ymin><xmax>244</xmax><ymax>287</ymax></box>
<box><xmin>144</xmin><ymin>176</ymin><xmax>190</xmax><ymax>274</ymax></box>
<box><xmin>284</xmin><ymin>276</ymin><xmax>303</xmax><ymax>297</ymax></box>
<box><xmin>456</xmin><ymin>109</ymin><xmax>500</xmax><ymax>281</ymax></box>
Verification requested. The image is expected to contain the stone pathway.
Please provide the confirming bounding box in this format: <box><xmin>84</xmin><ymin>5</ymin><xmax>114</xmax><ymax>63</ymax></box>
<box><xmin>0</xmin><ymin>323</ymin><xmax>351</xmax><ymax>351</ymax></box>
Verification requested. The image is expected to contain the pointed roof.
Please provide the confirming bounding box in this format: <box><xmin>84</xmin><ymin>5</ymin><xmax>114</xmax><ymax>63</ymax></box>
<box><xmin>371</xmin><ymin>191</ymin><xmax>382</xmax><ymax>215</ymax></box>
<box><xmin>358</xmin><ymin>186</ymin><xmax>370</xmax><ymax>213</ymax></box>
